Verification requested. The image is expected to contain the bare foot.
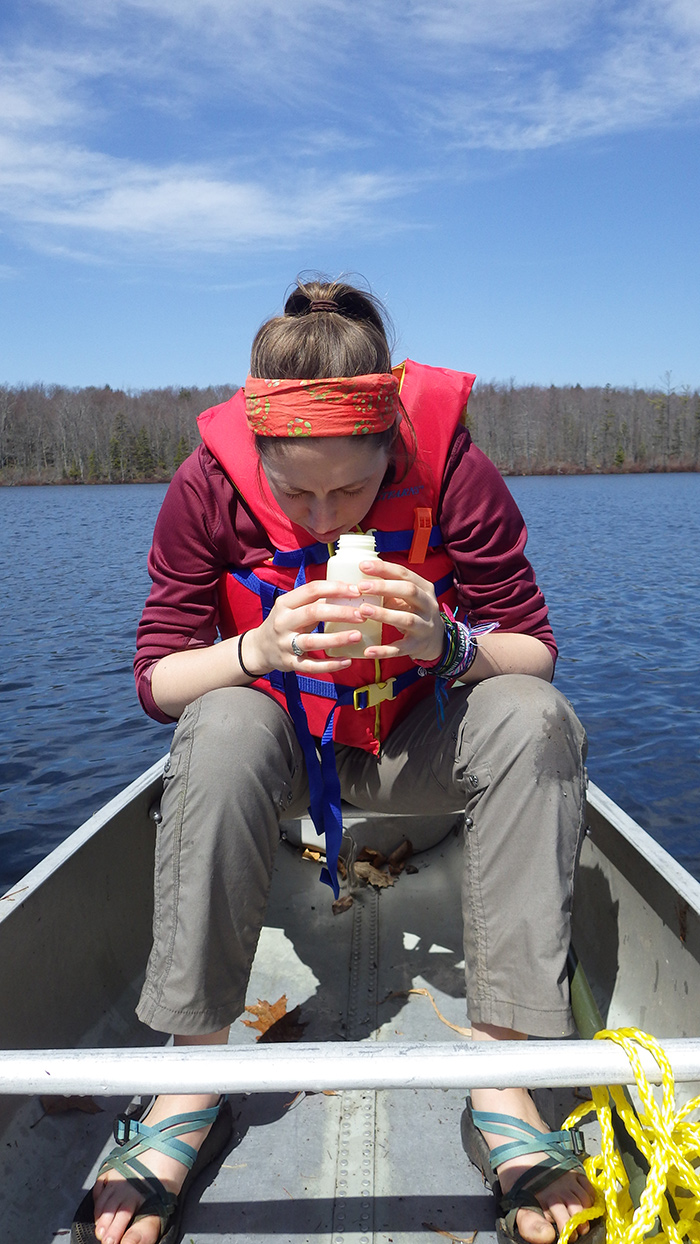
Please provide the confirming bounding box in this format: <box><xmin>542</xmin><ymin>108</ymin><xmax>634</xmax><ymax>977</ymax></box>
<box><xmin>470</xmin><ymin>1085</ymin><xmax>594</xmax><ymax>1244</ymax></box>
<box><xmin>91</xmin><ymin>1091</ymin><xmax>221</xmax><ymax>1244</ymax></box>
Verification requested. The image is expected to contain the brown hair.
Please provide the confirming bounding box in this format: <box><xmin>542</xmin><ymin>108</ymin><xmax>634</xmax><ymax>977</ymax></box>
<box><xmin>250</xmin><ymin>275</ymin><xmax>393</xmax><ymax>380</ymax></box>
<box><xmin>251</xmin><ymin>274</ymin><xmax>415</xmax><ymax>480</ymax></box>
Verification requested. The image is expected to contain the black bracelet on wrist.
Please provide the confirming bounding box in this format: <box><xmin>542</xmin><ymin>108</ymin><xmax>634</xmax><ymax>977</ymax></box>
<box><xmin>237</xmin><ymin>631</ymin><xmax>257</xmax><ymax>681</ymax></box>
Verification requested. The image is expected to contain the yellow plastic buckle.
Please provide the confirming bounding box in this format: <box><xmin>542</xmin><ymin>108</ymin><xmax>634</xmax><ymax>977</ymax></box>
<box><xmin>353</xmin><ymin>678</ymin><xmax>396</xmax><ymax>710</ymax></box>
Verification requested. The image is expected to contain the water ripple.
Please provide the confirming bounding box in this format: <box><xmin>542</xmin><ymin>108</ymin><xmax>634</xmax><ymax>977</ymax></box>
<box><xmin>1</xmin><ymin>484</ymin><xmax>168</xmax><ymax>892</ymax></box>
<box><xmin>1</xmin><ymin>475</ymin><xmax>698</xmax><ymax>895</ymax></box>
<box><xmin>507</xmin><ymin>473</ymin><xmax>700</xmax><ymax>874</ymax></box>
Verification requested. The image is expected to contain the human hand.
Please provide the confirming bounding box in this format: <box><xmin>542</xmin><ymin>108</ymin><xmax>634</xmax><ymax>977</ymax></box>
<box><xmin>351</xmin><ymin>559</ymin><xmax>446</xmax><ymax>663</ymax></box>
<box><xmin>243</xmin><ymin>578</ymin><xmax>373</xmax><ymax>673</ymax></box>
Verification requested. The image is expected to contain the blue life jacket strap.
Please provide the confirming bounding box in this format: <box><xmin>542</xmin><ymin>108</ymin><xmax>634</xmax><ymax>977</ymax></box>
<box><xmin>283</xmin><ymin>671</ymin><xmax>343</xmax><ymax>897</ymax></box>
<box><xmin>228</xmin><ymin>554</ymin><xmax>451</xmax><ymax>896</ymax></box>
<box><xmin>373</xmin><ymin>526</ymin><xmax>442</xmax><ymax>553</ymax></box>
<box><xmin>267</xmin><ymin>526</ymin><xmax>443</xmax><ymax>569</ymax></box>
<box><xmin>231</xmin><ymin>555</ymin><xmax>453</xmax><ymax>606</ymax></box>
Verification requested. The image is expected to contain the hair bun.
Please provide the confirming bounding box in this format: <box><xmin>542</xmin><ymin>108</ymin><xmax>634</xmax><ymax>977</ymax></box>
<box><xmin>253</xmin><ymin>275</ymin><xmax>394</xmax><ymax>378</ymax></box>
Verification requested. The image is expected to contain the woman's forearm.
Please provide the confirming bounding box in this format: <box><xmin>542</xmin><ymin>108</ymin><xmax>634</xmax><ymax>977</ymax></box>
<box><xmin>150</xmin><ymin>636</ymin><xmax>255</xmax><ymax>719</ymax></box>
<box><xmin>459</xmin><ymin>632</ymin><xmax>554</xmax><ymax>684</ymax></box>
<box><xmin>152</xmin><ymin>627</ymin><xmax>553</xmax><ymax>719</ymax></box>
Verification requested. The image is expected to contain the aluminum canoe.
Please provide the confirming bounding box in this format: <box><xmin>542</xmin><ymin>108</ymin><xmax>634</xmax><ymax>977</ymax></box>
<box><xmin>1</xmin><ymin>758</ymin><xmax>699</xmax><ymax>1243</ymax></box>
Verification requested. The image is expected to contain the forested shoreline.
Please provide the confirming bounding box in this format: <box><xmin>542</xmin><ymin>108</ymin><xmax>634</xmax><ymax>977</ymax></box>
<box><xmin>1</xmin><ymin>375</ymin><xmax>698</xmax><ymax>484</ymax></box>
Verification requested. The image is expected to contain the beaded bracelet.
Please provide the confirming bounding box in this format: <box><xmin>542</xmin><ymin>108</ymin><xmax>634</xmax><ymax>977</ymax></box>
<box><xmin>416</xmin><ymin>610</ymin><xmax>499</xmax><ymax>681</ymax></box>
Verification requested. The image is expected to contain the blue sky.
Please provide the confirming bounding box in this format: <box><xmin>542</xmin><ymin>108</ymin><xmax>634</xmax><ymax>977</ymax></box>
<box><xmin>1</xmin><ymin>0</ymin><xmax>699</xmax><ymax>391</ymax></box>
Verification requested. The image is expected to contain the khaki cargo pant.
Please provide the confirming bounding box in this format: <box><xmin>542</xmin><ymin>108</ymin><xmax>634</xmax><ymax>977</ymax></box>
<box><xmin>137</xmin><ymin>674</ymin><xmax>587</xmax><ymax>1039</ymax></box>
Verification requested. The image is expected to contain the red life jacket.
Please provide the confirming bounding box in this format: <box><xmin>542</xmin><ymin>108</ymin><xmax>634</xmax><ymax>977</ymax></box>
<box><xmin>197</xmin><ymin>359</ymin><xmax>475</xmax><ymax>755</ymax></box>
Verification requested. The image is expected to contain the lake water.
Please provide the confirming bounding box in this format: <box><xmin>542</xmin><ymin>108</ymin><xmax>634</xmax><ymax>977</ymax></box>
<box><xmin>1</xmin><ymin>474</ymin><xmax>698</xmax><ymax>896</ymax></box>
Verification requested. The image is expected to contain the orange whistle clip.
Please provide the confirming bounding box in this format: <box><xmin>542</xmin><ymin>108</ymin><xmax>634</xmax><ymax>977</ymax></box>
<box><xmin>409</xmin><ymin>507</ymin><xmax>433</xmax><ymax>564</ymax></box>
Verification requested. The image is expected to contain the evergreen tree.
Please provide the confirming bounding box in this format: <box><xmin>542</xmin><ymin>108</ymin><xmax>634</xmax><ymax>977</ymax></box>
<box><xmin>133</xmin><ymin>426</ymin><xmax>155</xmax><ymax>478</ymax></box>
<box><xmin>173</xmin><ymin>435</ymin><xmax>191</xmax><ymax>470</ymax></box>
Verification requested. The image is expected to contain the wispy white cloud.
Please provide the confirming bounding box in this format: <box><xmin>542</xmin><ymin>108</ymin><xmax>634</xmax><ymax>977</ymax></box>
<box><xmin>412</xmin><ymin>1</ymin><xmax>700</xmax><ymax>150</ymax></box>
<box><xmin>660</xmin><ymin>0</ymin><xmax>700</xmax><ymax>35</ymax></box>
<box><xmin>38</xmin><ymin>169</ymin><xmax>406</xmax><ymax>248</ymax></box>
<box><xmin>2</xmin><ymin>0</ymin><xmax>700</xmax><ymax>263</ymax></box>
<box><xmin>0</xmin><ymin>31</ymin><xmax>411</xmax><ymax>254</ymax></box>
<box><xmin>36</xmin><ymin>0</ymin><xmax>700</xmax><ymax>143</ymax></box>
<box><xmin>387</xmin><ymin>0</ymin><xmax>595</xmax><ymax>52</ymax></box>
<box><xmin>39</xmin><ymin>0</ymin><xmax>591</xmax><ymax>51</ymax></box>
<box><xmin>288</xmin><ymin>128</ymin><xmax>374</xmax><ymax>159</ymax></box>
<box><xmin>0</xmin><ymin>50</ymin><xmax>91</xmax><ymax>131</ymax></box>
<box><xmin>0</xmin><ymin>129</ymin><xmax>408</xmax><ymax>254</ymax></box>
<box><xmin>41</xmin><ymin>0</ymin><xmax>335</xmax><ymax>25</ymax></box>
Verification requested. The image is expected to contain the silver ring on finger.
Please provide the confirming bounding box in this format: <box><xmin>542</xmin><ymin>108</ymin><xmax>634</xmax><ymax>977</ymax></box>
<box><xmin>290</xmin><ymin>634</ymin><xmax>304</xmax><ymax>659</ymax></box>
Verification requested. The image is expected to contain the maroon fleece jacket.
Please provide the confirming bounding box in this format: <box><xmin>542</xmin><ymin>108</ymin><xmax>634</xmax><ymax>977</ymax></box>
<box><xmin>134</xmin><ymin>426</ymin><xmax>556</xmax><ymax>724</ymax></box>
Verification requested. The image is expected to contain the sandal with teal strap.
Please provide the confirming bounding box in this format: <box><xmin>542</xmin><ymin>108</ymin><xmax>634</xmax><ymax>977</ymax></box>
<box><xmin>461</xmin><ymin>1098</ymin><xmax>606</xmax><ymax>1243</ymax></box>
<box><xmin>70</xmin><ymin>1096</ymin><xmax>233</xmax><ymax>1244</ymax></box>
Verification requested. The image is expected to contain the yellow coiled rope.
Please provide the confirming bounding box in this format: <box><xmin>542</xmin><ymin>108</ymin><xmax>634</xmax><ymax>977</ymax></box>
<box><xmin>558</xmin><ymin>1028</ymin><xmax>700</xmax><ymax>1244</ymax></box>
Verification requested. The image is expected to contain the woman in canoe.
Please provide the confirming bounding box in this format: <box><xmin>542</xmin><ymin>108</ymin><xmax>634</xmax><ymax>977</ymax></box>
<box><xmin>73</xmin><ymin>277</ymin><xmax>598</xmax><ymax>1244</ymax></box>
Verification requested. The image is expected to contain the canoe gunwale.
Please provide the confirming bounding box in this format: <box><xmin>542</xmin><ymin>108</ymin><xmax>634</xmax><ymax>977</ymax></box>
<box><xmin>0</xmin><ymin>755</ymin><xmax>167</xmax><ymax>920</ymax></box>
<box><xmin>585</xmin><ymin>781</ymin><xmax>700</xmax><ymax>959</ymax></box>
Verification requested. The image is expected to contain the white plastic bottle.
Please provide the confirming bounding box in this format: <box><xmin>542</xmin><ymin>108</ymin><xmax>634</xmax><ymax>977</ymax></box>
<box><xmin>324</xmin><ymin>533</ymin><xmax>382</xmax><ymax>658</ymax></box>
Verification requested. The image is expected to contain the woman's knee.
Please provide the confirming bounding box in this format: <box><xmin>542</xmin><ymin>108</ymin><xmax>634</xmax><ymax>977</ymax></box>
<box><xmin>165</xmin><ymin>685</ymin><xmax>304</xmax><ymax>816</ymax></box>
<box><xmin>509</xmin><ymin>675</ymin><xmax>586</xmax><ymax>767</ymax></box>
<box><xmin>456</xmin><ymin>674</ymin><xmax>587</xmax><ymax>782</ymax></box>
<box><xmin>178</xmin><ymin>686</ymin><xmax>298</xmax><ymax>770</ymax></box>
<box><xmin>499</xmin><ymin>673</ymin><xmax>584</xmax><ymax>737</ymax></box>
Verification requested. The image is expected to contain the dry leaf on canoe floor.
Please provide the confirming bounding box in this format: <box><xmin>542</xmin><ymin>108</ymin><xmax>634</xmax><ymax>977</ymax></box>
<box><xmin>284</xmin><ymin>1091</ymin><xmax>306</xmax><ymax>1110</ymax></box>
<box><xmin>242</xmin><ymin>994</ymin><xmax>289</xmax><ymax>1036</ymax></box>
<box><xmin>39</xmin><ymin>1096</ymin><xmax>103</xmax><ymax>1116</ymax></box>
<box><xmin>332</xmin><ymin>894</ymin><xmax>354</xmax><ymax>915</ymax></box>
<box><xmin>354</xmin><ymin>860</ymin><xmax>396</xmax><ymax>888</ymax></box>
<box><xmin>242</xmin><ymin>995</ymin><xmax>308</xmax><ymax>1043</ymax></box>
<box><xmin>423</xmin><ymin>1224</ymin><xmax>477</xmax><ymax>1243</ymax></box>
<box><xmin>260</xmin><ymin>1004</ymin><xmax>307</xmax><ymax>1043</ymax></box>
<box><xmin>356</xmin><ymin>846</ymin><xmax>387</xmax><ymax>868</ymax></box>
<box><xmin>302</xmin><ymin>848</ymin><xmax>324</xmax><ymax>863</ymax></box>
<box><xmin>384</xmin><ymin>987</ymin><xmax>471</xmax><ymax>1038</ymax></box>
<box><xmin>386</xmin><ymin>838</ymin><xmax>413</xmax><ymax>874</ymax></box>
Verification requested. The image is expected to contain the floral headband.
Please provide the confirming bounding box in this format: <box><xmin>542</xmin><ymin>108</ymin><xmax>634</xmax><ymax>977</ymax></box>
<box><xmin>244</xmin><ymin>373</ymin><xmax>400</xmax><ymax>438</ymax></box>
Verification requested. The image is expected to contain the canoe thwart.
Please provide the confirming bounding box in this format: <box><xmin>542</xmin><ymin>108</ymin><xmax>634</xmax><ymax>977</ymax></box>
<box><xmin>4</xmin><ymin>1037</ymin><xmax>700</xmax><ymax>1097</ymax></box>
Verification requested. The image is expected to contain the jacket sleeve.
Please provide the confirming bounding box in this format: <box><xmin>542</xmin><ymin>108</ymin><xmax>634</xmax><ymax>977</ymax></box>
<box><xmin>437</xmin><ymin>427</ymin><xmax>557</xmax><ymax>667</ymax></box>
<box><xmin>133</xmin><ymin>446</ymin><xmax>269</xmax><ymax>722</ymax></box>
